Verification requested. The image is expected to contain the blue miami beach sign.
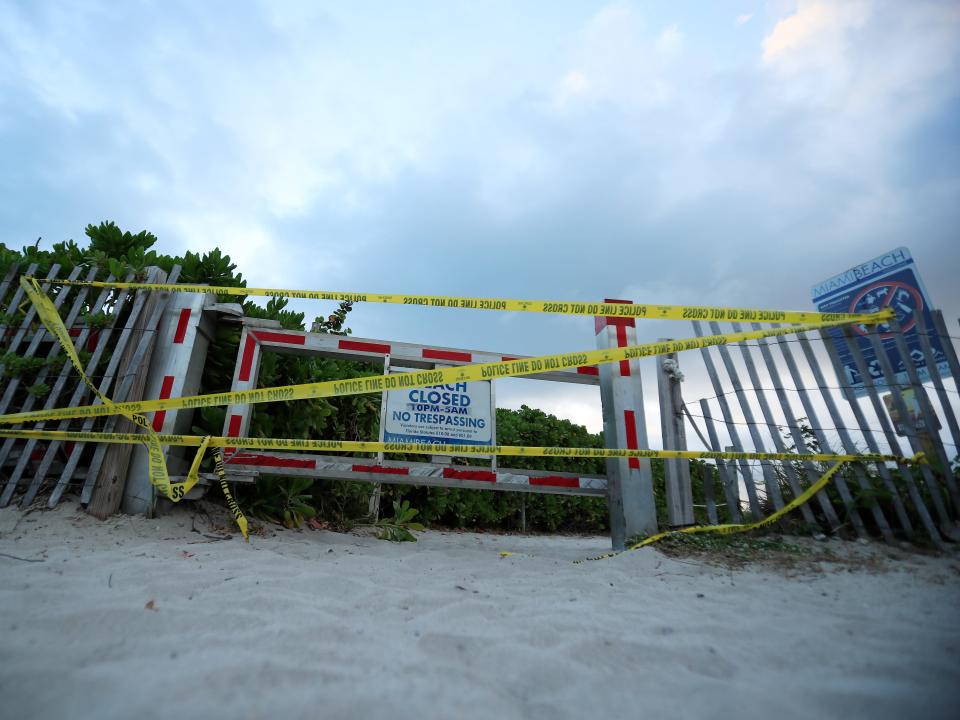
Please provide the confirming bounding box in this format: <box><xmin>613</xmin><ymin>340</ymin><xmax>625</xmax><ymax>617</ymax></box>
<box><xmin>811</xmin><ymin>246</ymin><xmax>950</xmax><ymax>396</ymax></box>
<box><xmin>384</xmin><ymin>381</ymin><xmax>493</xmax><ymax>446</ymax></box>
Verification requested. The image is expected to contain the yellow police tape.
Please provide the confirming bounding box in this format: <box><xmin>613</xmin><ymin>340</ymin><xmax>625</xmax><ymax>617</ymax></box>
<box><xmin>17</xmin><ymin>277</ymin><xmax>249</xmax><ymax>538</ymax></box>
<box><xmin>30</xmin><ymin>277</ymin><xmax>892</xmax><ymax>326</ymax></box>
<box><xmin>577</xmin><ymin>460</ymin><xmax>850</xmax><ymax>562</ymax></box>
<box><xmin>0</xmin><ymin>316</ymin><xmax>889</xmax><ymax>426</ymax></box>
<box><xmin>0</xmin><ymin>429</ymin><xmax>917</xmax><ymax>465</ymax></box>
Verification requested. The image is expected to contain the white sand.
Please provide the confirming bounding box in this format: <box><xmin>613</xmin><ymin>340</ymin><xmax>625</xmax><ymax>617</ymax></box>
<box><xmin>1</xmin><ymin>501</ymin><xmax>958</xmax><ymax>720</ymax></box>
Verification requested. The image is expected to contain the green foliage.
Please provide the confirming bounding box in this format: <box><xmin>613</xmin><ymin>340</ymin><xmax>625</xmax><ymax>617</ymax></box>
<box><xmin>2</xmin><ymin>352</ymin><xmax>47</xmax><ymax>379</ymax></box>
<box><xmin>248</xmin><ymin>476</ymin><xmax>317</xmax><ymax>529</ymax></box>
<box><xmin>370</xmin><ymin>499</ymin><xmax>425</xmax><ymax>542</ymax></box>
<box><xmin>26</xmin><ymin>382</ymin><xmax>50</xmax><ymax>398</ymax></box>
<box><xmin>81</xmin><ymin>310</ymin><xmax>112</xmax><ymax>329</ymax></box>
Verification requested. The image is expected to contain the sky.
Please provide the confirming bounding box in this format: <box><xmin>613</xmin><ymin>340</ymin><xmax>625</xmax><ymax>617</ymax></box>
<box><xmin>1</xmin><ymin>0</ymin><xmax>959</xmax><ymax>443</ymax></box>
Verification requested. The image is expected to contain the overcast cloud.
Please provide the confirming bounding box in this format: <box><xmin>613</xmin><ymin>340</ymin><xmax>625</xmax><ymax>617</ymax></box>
<box><xmin>1</xmin><ymin>0</ymin><xmax>958</xmax><ymax>436</ymax></box>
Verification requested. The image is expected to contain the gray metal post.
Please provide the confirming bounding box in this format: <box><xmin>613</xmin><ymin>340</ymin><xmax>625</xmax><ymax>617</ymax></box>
<box><xmin>657</xmin><ymin>342</ymin><xmax>693</xmax><ymax>526</ymax></box>
<box><xmin>795</xmin><ymin>333</ymin><xmax>894</xmax><ymax>542</ymax></box>
<box><xmin>772</xmin><ymin>328</ymin><xmax>869</xmax><ymax>538</ymax></box>
<box><xmin>832</xmin><ymin>325</ymin><xmax>915</xmax><ymax>535</ymax></box>
<box><xmin>865</xmin><ymin>323</ymin><xmax>951</xmax><ymax>533</ymax></box>
<box><xmin>691</xmin><ymin>321</ymin><xmax>762</xmax><ymax>517</ymax></box>
<box><xmin>749</xmin><ymin>324</ymin><xmax>841</xmax><ymax>529</ymax></box>
<box><xmin>370</xmin><ymin>353</ymin><xmax>391</xmax><ymax>520</ymax></box>
<box><xmin>728</xmin><ymin>322</ymin><xmax>815</xmax><ymax>524</ymax></box>
<box><xmin>595</xmin><ymin>304</ymin><xmax>658</xmax><ymax>549</ymax></box>
<box><xmin>699</xmin><ymin>399</ymin><xmax>741</xmax><ymax>522</ymax></box>
<box><xmin>702</xmin><ymin>465</ymin><xmax>719</xmax><ymax>525</ymax></box>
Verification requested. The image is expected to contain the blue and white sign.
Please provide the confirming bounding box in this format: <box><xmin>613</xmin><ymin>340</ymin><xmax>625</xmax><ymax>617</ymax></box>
<box><xmin>811</xmin><ymin>246</ymin><xmax>950</xmax><ymax>396</ymax></box>
<box><xmin>384</xmin><ymin>381</ymin><xmax>493</xmax><ymax>446</ymax></box>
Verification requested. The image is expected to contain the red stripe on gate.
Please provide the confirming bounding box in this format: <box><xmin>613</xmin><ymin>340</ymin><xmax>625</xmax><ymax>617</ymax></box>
<box><xmin>501</xmin><ymin>356</ymin><xmax>516</xmax><ymax>362</ymax></box>
<box><xmin>443</xmin><ymin>467</ymin><xmax>496</xmax><ymax>483</ymax></box>
<box><xmin>87</xmin><ymin>330</ymin><xmax>100</xmax><ymax>352</ymax></box>
<box><xmin>173</xmin><ymin>309</ymin><xmax>191</xmax><ymax>343</ymax></box>
<box><xmin>624</xmin><ymin>409</ymin><xmax>640</xmax><ymax>469</ymax></box>
<box><xmin>423</xmin><ymin>348</ymin><xmax>472</xmax><ymax>363</ymax></box>
<box><xmin>252</xmin><ymin>331</ymin><xmax>306</xmax><ymax>346</ymax></box>
<box><xmin>238</xmin><ymin>335</ymin><xmax>257</xmax><ymax>382</ymax></box>
<box><xmin>576</xmin><ymin>366</ymin><xmax>599</xmax><ymax>376</ymax></box>
<box><xmin>529</xmin><ymin>475</ymin><xmax>580</xmax><ymax>488</ymax></box>
<box><xmin>615</xmin><ymin>324</ymin><xmax>631</xmax><ymax>376</ymax></box>
<box><xmin>227</xmin><ymin>414</ymin><xmax>243</xmax><ymax>438</ymax></box>
<box><xmin>229</xmin><ymin>453</ymin><xmax>316</xmax><ymax>469</ymax></box>
<box><xmin>338</xmin><ymin>339</ymin><xmax>391</xmax><ymax>355</ymax></box>
<box><xmin>151</xmin><ymin>375</ymin><xmax>176</xmax><ymax>432</ymax></box>
<box><xmin>352</xmin><ymin>465</ymin><xmax>410</xmax><ymax>475</ymax></box>
<box><xmin>594</xmin><ymin>298</ymin><xmax>637</xmax><ymax>334</ymax></box>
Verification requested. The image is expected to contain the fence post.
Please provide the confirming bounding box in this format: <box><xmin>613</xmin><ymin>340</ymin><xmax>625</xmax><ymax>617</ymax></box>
<box><xmin>595</xmin><ymin>301</ymin><xmax>658</xmax><ymax>550</ymax></box>
<box><xmin>657</xmin><ymin>342</ymin><xmax>693</xmax><ymax>526</ymax></box>
<box><xmin>698</xmin><ymin>400</ymin><xmax>741</xmax><ymax>523</ymax></box>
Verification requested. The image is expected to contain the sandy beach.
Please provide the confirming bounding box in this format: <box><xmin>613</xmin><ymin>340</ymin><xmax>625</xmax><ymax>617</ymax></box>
<box><xmin>1</xmin><ymin>501</ymin><xmax>958</xmax><ymax>720</ymax></box>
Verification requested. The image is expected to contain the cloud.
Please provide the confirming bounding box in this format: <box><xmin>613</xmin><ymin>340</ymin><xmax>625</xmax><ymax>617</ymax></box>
<box><xmin>736</xmin><ymin>13</ymin><xmax>753</xmax><ymax>26</ymax></box>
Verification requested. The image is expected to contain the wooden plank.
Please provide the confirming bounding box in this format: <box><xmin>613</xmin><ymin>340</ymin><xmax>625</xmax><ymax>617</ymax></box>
<box><xmin>823</xmin><ymin>326</ymin><xmax>914</xmax><ymax>536</ymax></box>
<box><xmin>702</xmin><ymin>464</ymin><xmax>718</xmax><ymax>525</ymax></box>
<box><xmin>698</xmin><ymin>399</ymin><xmax>742</xmax><ymax>522</ymax></box>
<box><xmin>728</xmin><ymin>322</ymin><xmax>815</xmax><ymax>523</ymax></box>
<box><xmin>708</xmin><ymin>321</ymin><xmax>784</xmax><ymax>510</ymax></box>
<box><xmin>85</xmin><ymin>267</ymin><xmax>178</xmax><ymax>518</ymax></box>
<box><xmin>691</xmin><ymin>321</ymin><xmax>762</xmax><ymax>517</ymax></box>
<box><xmin>749</xmin><ymin>324</ymin><xmax>842</xmax><ymax>529</ymax></box>
<box><xmin>44</xmin><ymin>275</ymin><xmax>143</xmax><ymax>506</ymax></box>
<box><xmin>864</xmin><ymin>326</ymin><xmax>946</xmax><ymax>550</ymax></box>
<box><xmin>885</xmin><ymin>315</ymin><xmax>960</xmax><ymax>515</ymax></box>
<box><xmin>0</xmin><ymin>266</ymin><xmax>86</xmax><ymax>504</ymax></box>
<box><xmin>12</xmin><ymin>272</ymin><xmax>116</xmax><ymax>507</ymax></box>
<box><xmin>915</xmin><ymin>312</ymin><xmax>960</xmax><ymax>457</ymax></box>
<box><xmin>932</xmin><ymin>311</ymin><xmax>960</xmax><ymax>397</ymax></box>
<box><xmin>0</xmin><ymin>263</ymin><xmax>21</xmax><ymax>315</ymax></box>
<box><xmin>772</xmin><ymin>329</ymin><xmax>869</xmax><ymax>538</ymax></box>
<box><xmin>795</xmin><ymin>333</ymin><xmax>894</xmax><ymax>542</ymax></box>
<box><xmin>865</xmin><ymin>323</ymin><xmax>949</xmax><ymax>546</ymax></box>
<box><xmin>0</xmin><ymin>263</ymin><xmax>46</xmax><ymax>367</ymax></box>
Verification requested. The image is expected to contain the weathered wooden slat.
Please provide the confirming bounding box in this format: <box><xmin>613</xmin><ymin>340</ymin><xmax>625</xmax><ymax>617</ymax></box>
<box><xmin>702</xmin><ymin>464</ymin><xmax>719</xmax><ymax>525</ymax></box>
<box><xmin>84</xmin><ymin>266</ymin><xmax>180</xmax><ymax>516</ymax></box>
<box><xmin>0</xmin><ymin>263</ymin><xmax>21</xmax><ymax>313</ymax></box>
<box><xmin>12</xmin><ymin>274</ymin><xmax>117</xmax><ymax>507</ymax></box>
<box><xmin>865</xmin><ymin>324</ymin><xmax>949</xmax><ymax>547</ymax></box>
<box><xmin>886</xmin><ymin>316</ymin><xmax>960</xmax><ymax>515</ymax></box>
<box><xmin>0</xmin><ymin>263</ymin><xmax>35</xmax><ymax>352</ymax></box>
<box><xmin>772</xmin><ymin>329</ymin><xmax>869</xmax><ymax>538</ymax></box>
<box><xmin>727</xmin><ymin>322</ymin><xmax>815</xmax><ymax>524</ymax></box>
<box><xmin>707</xmin><ymin>322</ymin><xmax>784</xmax><ymax>510</ymax></box>
<box><xmin>0</xmin><ymin>266</ymin><xmax>87</xmax><ymax>501</ymax></box>
<box><xmin>932</xmin><ymin>311</ymin><xmax>960</xmax><ymax>397</ymax></box>
<box><xmin>794</xmin><ymin>333</ymin><xmax>894</xmax><ymax>543</ymax></box>
<box><xmin>913</xmin><ymin>313</ymin><xmax>960</xmax><ymax>461</ymax></box>
<box><xmin>691</xmin><ymin>321</ymin><xmax>762</xmax><ymax>517</ymax></box>
<box><xmin>698</xmin><ymin>399</ymin><xmax>742</xmax><ymax>522</ymax></box>
<box><xmin>0</xmin><ymin>264</ymin><xmax>52</xmax><ymax>368</ymax></box>
<box><xmin>823</xmin><ymin>326</ymin><xmax>914</xmax><ymax>536</ymax></box>
<box><xmin>45</xmin><ymin>276</ymin><xmax>146</xmax><ymax>507</ymax></box>
<box><xmin>749</xmin><ymin>325</ymin><xmax>842</xmax><ymax>529</ymax></box>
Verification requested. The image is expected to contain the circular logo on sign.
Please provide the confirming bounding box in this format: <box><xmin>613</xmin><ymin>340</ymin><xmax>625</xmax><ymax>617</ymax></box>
<box><xmin>850</xmin><ymin>280</ymin><xmax>924</xmax><ymax>338</ymax></box>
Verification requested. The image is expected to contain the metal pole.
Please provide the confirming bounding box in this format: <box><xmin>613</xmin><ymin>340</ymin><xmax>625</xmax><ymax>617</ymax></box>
<box><xmin>691</xmin><ymin>321</ymin><xmax>762</xmax><ymax>517</ymax></box>
<box><xmin>657</xmin><ymin>343</ymin><xmax>693</xmax><ymax>526</ymax></box>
